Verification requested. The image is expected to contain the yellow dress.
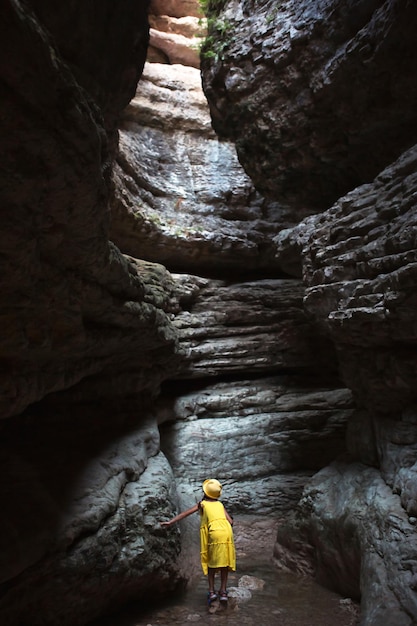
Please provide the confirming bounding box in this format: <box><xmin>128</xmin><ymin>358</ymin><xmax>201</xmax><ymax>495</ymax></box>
<box><xmin>199</xmin><ymin>499</ymin><xmax>236</xmax><ymax>575</ymax></box>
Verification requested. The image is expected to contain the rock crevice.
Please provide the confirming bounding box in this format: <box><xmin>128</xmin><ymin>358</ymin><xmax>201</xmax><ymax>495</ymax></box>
<box><xmin>1</xmin><ymin>0</ymin><xmax>417</xmax><ymax>624</ymax></box>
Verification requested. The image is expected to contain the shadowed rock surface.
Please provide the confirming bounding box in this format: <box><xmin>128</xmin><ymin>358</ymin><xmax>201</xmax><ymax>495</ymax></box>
<box><xmin>199</xmin><ymin>0</ymin><xmax>417</xmax><ymax>623</ymax></box>
<box><xmin>0</xmin><ymin>1</ymin><xmax>185</xmax><ymax>624</ymax></box>
<box><xmin>201</xmin><ymin>0</ymin><xmax>417</xmax><ymax>211</ymax></box>
<box><xmin>276</xmin><ymin>145</ymin><xmax>417</xmax><ymax>419</ymax></box>
<box><xmin>0</xmin><ymin>0</ymin><xmax>180</xmax><ymax>420</ymax></box>
<box><xmin>1</xmin><ymin>0</ymin><xmax>417</xmax><ymax>624</ymax></box>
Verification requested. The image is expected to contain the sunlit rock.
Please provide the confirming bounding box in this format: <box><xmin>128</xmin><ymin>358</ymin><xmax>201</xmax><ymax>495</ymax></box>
<box><xmin>150</xmin><ymin>14</ymin><xmax>206</xmax><ymax>38</ymax></box>
<box><xmin>149</xmin><ymin>27</ymin><xmax>201</xmax><ymax>68</ymax></box>
<box><xmin>111</xmin><ymin>62</ymin><xmax>295</xmax><ymax>275</ymax></box>
<box><xmin>158</xmin><ymin>376</ymin><xmax>353</xmax><ymax>514</ymax></box>
<box><xmin>149</xmin><ymin>0</ymin><xmax>203</xmax><ymax>19</ymax></box>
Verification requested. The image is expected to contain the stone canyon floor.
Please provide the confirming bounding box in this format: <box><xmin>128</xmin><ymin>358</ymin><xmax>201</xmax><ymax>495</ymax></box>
<box><xmin>91</xmin><ymin>517</ymin><xmax>360</xmax><ymax>626</ymax></box>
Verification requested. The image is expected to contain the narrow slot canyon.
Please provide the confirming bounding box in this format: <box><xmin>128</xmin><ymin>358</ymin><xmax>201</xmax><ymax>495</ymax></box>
<box><xmin>1</xmin><ymin>1</ymin><xmax>417</xmax><ymax>625</ymax></box>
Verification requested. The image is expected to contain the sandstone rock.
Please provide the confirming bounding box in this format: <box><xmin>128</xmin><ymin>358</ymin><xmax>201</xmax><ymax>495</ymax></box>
<box><xmin>149</xmin><ymin>14</ymin><xmax>206</xmax><ymax>39</ymax></box>
<box><xmin>124</xmin><ymin>62</ymin><xmax>212</xmax><ymax>133</ymax></box>
<box><xmin>147</xmin><ymin>45</ymin><xmax>170</xmax><ymax>63</ymax></box>
<box><xmin>148</xmin><ymin>3</ymin><xmax>206</xmax><ymax>68</ymax></box>
<box><xmin>111</xmin><ymin>63</ymin><xmax>294</xmax><ymax>275</ymax></box>
<box><xmin>149</xmin><ymin>0</ymin><xmax>203</xmax><ymax>19</ymax></box>
<box><xmin>149</xmin><ymin>27</ymin><xmax>201</xmax><ymax>68</ymax></box>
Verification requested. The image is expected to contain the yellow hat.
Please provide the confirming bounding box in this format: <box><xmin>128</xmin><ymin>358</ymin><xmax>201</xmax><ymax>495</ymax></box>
<box><xmin>203</xmin><ymin>479</ymin><xmax>222</xmax><ymax>499</ymax></box>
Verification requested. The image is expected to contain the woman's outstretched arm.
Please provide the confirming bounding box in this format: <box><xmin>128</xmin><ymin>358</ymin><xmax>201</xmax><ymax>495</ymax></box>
<box><xmin>160</xmin><ymin>503</ymin><xmax>199</xmax><ymax>527</ymax></box>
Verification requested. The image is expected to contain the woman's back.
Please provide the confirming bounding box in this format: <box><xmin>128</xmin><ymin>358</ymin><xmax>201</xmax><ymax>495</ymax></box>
<box><xmin>200</xmin><ymin>500</ymin><xmax>228</xmax><ymax>527</ymax></box>
<box><xmin>200</xmin><ymin>499</ymin><xmax>236</xmax><ymax>574</ymax></box>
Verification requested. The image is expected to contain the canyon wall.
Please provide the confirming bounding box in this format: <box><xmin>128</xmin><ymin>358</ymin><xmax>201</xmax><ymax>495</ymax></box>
<box><xmin>200</xmin><ymin>0</ymin><xmax>417</xmax><ymax>623</ymax></box>
<box><xmin>1</xmin><ymin>0</ymin><xmax>417</xmax><ymax>625</ymax></box>
<box><xmin>111</xmin><ymin>0</ymin><xmax>352</xmax><ymax>525</ymax></box>
<box><xmin>0</xmin><ymin>2</ymin><xmax>184</xmax><ymax>624</ymax></box>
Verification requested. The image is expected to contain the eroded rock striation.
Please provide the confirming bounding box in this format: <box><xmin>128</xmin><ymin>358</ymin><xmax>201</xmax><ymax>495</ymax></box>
<box><xmin>201</xmin><ymin>0</ymin><xmax>417</xmax><ymax>211</ymax></box>
<box><xmin>0</xmin><ymin>1</ymin><xmax>185</xmax><ymax>624</ymax></box>
<box><xmin>158</xmin><ymin>378</ymin><xmax>353</xmax><ymax>514</ymax></box>
<box><xmin>276</xmin><ymin>145</ymin><xmax>417</xmax><ymax>421</ymax></box>
<box><xmin>2</xmin><ymin>0</ymin><xmax>417</xmax><ymax>624</ymax></box>
<box><xmin>111</xmin><ymin>61</ymin><xmax>295</xmax><ymax>275</ymax></box>
<box><xmin>0</xmin><ymin>0</ymin><xmax>179</xmax><ymax>419</ymax></box>
<box><xmin>199</xmin><ymin>0</ymin><xmax>417</xmax><ymax>623</ymax></box>
<box><xmin>273</xmin><ymin>146</ymin><xmax>417</xmax><ymax>624</ymax></box>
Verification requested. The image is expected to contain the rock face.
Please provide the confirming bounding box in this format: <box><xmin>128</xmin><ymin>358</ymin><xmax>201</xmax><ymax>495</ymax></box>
<box><xmin>0</xmin><ymin>0</ymin><xmax>350</xmax><ymax>624</ymax></box>
<box><xmin>0</xmin><ymin>0</ymin><xmax>179</xmax><ymax>420</ymax></box>
<box><xmin>273</xmin><ymin>145</ymin><xmax>417</xmax><ymax>625</ymax></box>
<box><xmin>0</xmin><ymin>411</ymin><xmax>182</xmax><ymax>625</ymax></box>
<box><xmin>159</xmin><ymin>379</ymin><xmax>353</xmax><ymax>514</ymax></box>
<box><xmin>111</xmin><ymin>8</ymin><xmax>352</xmax><ymax>607</ymax></box>
<box><xmin>275</xmin><ymin>459</ymin><xmax>417</xmax><ymax>626</ymax></box>
<box><xmin>2</xmin><ymin>0</ymin><xmax>417</xmax><ymax>625</ymax></box>
<box><xmin>0</xmin><ymin>1</ymin><xmax>185</xmax><ymax>624</ymax></box>
<box><xmin>276</xmin><ymin>146</ymin><xmax>417</xmax><ymax>420</ymax></box>
<box><xmin>201</xmin><ymin>0</ymin><xmax>417</xmax><ymax>210</ymax></box>
<box><xmin>111</xmin><ymin>62</ymin><xmax>295</xmax><ymax>275</ymax></box>
<box><xmin>148</xmin><ymin>19</ymin><xmax>205</xmax><ymax>67</ymax></box>
<box><xmin>199</xmin><ymin>0</ymin><xmax>417</xmax><ymax>623</ymax></box>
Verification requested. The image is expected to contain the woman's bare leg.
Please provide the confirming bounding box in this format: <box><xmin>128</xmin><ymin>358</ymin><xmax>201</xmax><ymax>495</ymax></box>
<box><xmin>208</xmin><ymin>568</ymin><xmax>216</xmax><ymax>593</ymax></box>
<box><xmin>220</xmin><ymin>567</ymin><xmax>228</xmax><ymax>593</ymax></box>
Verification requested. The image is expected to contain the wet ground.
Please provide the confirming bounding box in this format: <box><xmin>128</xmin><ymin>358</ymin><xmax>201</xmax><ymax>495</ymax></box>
<box><xmin>99</xmin><ymin>557</ymin><xmax>359</xmax><ymax>626</ymax></box>
<box><xmin>95</xmin><ymin>517</ymin><xmax>360</xmax><ymax>626</ymax></box>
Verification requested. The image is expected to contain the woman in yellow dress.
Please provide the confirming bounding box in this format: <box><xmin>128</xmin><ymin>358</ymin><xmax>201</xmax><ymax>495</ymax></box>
<box><xmin>161</xmin><ymin>478</ymin><xmax>236</xmax><ymax>604</ymax></box>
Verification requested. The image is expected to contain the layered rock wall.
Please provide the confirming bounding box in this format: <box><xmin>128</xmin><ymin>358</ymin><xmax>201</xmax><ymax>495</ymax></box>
<box><xmin>0</xmin><ymin>0</ymin><xmax>351</xmax><ymax>624</ymax></box>
<box><xmin>2</xmin><ymin>0</ymin><xmax>417</xmax><ymax>624</ymax></box>
<box><xmin>202</xmin><ymin>0</ymin><xmax>417</xmax><ymax>210</ymax></box>
<box><xmin>112</xmin><ymin>0</ymin><xmax>351</xmax><ymax>531</ymax></box>
<box><xmin>0</xmin><ymin>0</ymin><xmax>179</xmax><ymax>420</ymax></box>
<box><xmin>0</xmin><ymin>1</ymin><xmax>186</xmax><ymax>624</ymax></box>
<box><xmin>199</xmin><ymin>0</ymin><xmax>417</xmax><ymax>623</ymax></box>
<box><xmin>111</xmin><ymin>61</ymin><xmax>293</xmax><ymax>274</ymax></box>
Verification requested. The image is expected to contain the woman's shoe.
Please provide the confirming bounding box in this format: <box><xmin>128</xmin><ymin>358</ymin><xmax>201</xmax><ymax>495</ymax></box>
<box><xmin>219</xmin><ymin>590</ymin><xmax>228</xmax><ymax>602</ymax></box>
